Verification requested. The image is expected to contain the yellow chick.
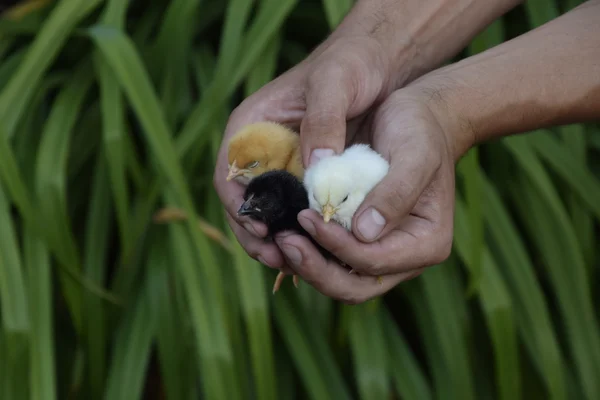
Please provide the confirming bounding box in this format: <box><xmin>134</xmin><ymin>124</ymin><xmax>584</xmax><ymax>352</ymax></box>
<box><xmin>226</xmin><ymin>121</ymin><xmax>305</xmax><ymax>293</ymax></box>
<box><xmin>226</xmin><ymin>121</ymin><xmax>304</xmax><ymax>184</ymax></box>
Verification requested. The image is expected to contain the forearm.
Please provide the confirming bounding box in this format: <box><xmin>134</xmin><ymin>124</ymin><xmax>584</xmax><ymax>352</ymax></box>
<box><xmin>331</xmin><ymin>0</ymin><xmax>524</xmax><ymax>85</ymax></box>
<box><xmin>415</xmin><ymin>0</ymin><xmax>600</xmax><ymax>158</ymax></box>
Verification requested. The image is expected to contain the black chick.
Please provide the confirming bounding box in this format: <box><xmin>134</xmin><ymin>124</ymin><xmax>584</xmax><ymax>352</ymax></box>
<box><xmin>237</xmin><ymin>170</ymin><xmax>334</xmax><ymax>292</ymax></box>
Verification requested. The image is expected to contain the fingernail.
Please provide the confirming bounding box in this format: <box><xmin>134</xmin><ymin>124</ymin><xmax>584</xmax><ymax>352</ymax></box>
<box><xmin>257</xmin><ymin>256</ymin><xmax>270</xmax><ymax>267</ymax></box>
<box><xmin>281</xmin><ymin>245</ymin><xmax>302</xmax><ymax>266</ymax></box>
<box><xmin>357</xmin><ymin>207</ymin><xmax>386</xmax><ymax>240</ymax></box>
<box><xmin>243</xmin><ymin>222</ymin><xmax>258</xmax><ymax>236</ymax></box>
<box><xmin>298</xmin><ymin>216</ymin><xmax>315</xmax><ymax>235</ymax></box>
<box><xmin>309</xmin><ymin>148</ymin><xmax>335</xmax><ymax>166</ymax></box>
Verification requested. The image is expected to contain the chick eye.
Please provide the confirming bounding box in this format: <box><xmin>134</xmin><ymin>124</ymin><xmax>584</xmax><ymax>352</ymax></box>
<box><xmin>342</xmin><ymin>195</ymin><xmax>349</xmax><ymax>202</ymax></box>
<box><xmin>247</xmin><ymin>161</ymin><xmax>259</xmax><ymax>168</ymax></box>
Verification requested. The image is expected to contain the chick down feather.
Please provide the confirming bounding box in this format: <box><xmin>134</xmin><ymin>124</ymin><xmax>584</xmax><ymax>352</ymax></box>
<box><xmin>226</xmin><ymin>121</ymin><xmax>304</xmax><ymax>184</ymax></box>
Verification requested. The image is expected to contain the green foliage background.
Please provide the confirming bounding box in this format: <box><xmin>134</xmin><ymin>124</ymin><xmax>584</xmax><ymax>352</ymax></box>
<box><xmin>0</xmin><ymin>0</ymin><xmax>599</xmax><ymax>399</ymax></box>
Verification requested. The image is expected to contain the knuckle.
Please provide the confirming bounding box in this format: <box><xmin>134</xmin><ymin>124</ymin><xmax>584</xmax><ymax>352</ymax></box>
<box><xmin>303</xmin><ymin>108</ymin><xmax>345</xmax><ymax>132</ymax></box>
<box><xmin>310</xmin><ymin>56</ymin><xmax>357</xmax><ymax>85</ymax></box>
<box><xmin>427</xmin><ymin>230</ymin><xmax>453</xmax><ymax>265</ymax></box>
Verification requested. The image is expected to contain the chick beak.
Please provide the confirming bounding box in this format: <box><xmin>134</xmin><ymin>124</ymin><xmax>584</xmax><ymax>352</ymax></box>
<box><xmin>322</xmin><ymin>203</ymin><xmax>336</xmax><ymax>223</ymax></box>
<box><xmin>226</xmin><ymin>167</ymin><xmax>241</xmax><ymax>181</ymax></box>
<box><xmin>237</xmin><ymin>196</ymin><xmax>259</xmax><ymax>217</ymax></box>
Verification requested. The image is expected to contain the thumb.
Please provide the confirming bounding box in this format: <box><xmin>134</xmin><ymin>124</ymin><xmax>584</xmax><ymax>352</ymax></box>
<box><xmin>351</xmin><ymin>148</ymin><xmax>439</xmax><ymax>242</ymax></box>
<box><xmin>300</xmin><ymin>64</ymin><xmax>355</xmax><ymax>167</ymax></box>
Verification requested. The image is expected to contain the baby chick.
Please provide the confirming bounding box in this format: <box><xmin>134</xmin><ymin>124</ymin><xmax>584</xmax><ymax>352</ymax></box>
<box><xmin>226</xmin><ymin>121</ymin><xmax>304</xmax><ymax>184</ymax></box>
<box><xmin>304</xmin><ymin>144</ymin><xmax>389</xmax><ymax>229</ymax></box>
<box><xmin>303</xmin><ymin>144</ymin><xmax>389</xmax><ymax>283</ymax></box>
<box><xmin>238</xmin><ymin>170</ymin><xmax>335</xmax><ymax>293</ymax></box>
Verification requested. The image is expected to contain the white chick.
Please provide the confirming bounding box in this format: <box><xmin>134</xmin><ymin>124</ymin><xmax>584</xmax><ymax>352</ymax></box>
<box><xmin>304</xmin><ymin>144</ymin><xmax>389</xmax><ymax>230</ymax></box>
<box><xmin>303</xmin><ymin>144</ymin><xmax>389</xmax><ymax>284</ymax></box>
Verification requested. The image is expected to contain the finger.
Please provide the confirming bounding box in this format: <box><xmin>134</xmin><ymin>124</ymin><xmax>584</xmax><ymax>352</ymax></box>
<box><xmin>274</xmin><ymin>230</ymin><xmax>424</xmax><ymax>304</ymax></box>
<box><xmin>300</xmin><ymin>62</ymin><xmax>355</xmax><ymax>167</ymax></box>
<box><xmin>297</xmin><ymin>209</ymin><xmax>452</xmax><ymax>276</ymax></box>
<box><xmin>351</xmin><ymin>112</ymin><xmax>443</xmax><ymax>243</ymax></box>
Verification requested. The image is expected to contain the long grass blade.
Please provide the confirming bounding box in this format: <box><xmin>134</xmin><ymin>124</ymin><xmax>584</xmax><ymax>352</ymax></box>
<box><xmin>89</xmin><ymin>26</ymin><xmax>242</xmax><ymax>399</ymax></box>
<box><xmin>555</xmin><ymin>123</ymin><xmax>595</xmax><ymax>269</ymax></box>
<box><xmin>152</xmin><ymin>0</ymin><xmax>201</xmax><ymax>127</ymax></box>
<box><xmin>273</xmin><ymin>290</ymin><xmax>352</xmax><ymax>400</ymax></box>
<box><xmin>505</xmin><ymin>136</ymin><xmax>600</xmax><ymax>399</ymax></box>
<box><xmin>0</xmin><ymin>0</ymin><xmax>103</xmax><ymax>136</ymax></box>
<box><xmin>82</xmin><ymin>154</ymin><xmax>112</xmax><ymax>399</ymax></box>
<box><xmin>34</xmin><ymin>58</ymin><xmax>95</xmax><ymax>334</ymax></box>
<box><xmin>420</xmin><ymin>262</ymin><xmax>475</xmax><ymax>400</ymax></box>
<box><xmin>526</xmin><ymin>131</ymin><xmax>600</xmax><ymax>221</ymax></box>
<box><xmin>103</xmin><ymin>268</ymin><xmax>159</xmax><ymax>400</ymax></box>
<box><xmin>346</xmin><ymin>303</ymin><xmax>390</xmax><ymax>400</ymax></box>
<box><xmin>0</xmin><ymin>184</ymin><xmax>29</xmax><ymax>331</ymax></box>
<box><xmin>95</xmin><ymin>0</ymin><xmax>131</xmax><ymax>260</ymax></box>
<box><xmin>24</xmin><ymin>230</ymin><xmax>56</xmax><ymax>400</ymax></box>
<box><xmin>483</xmin><ymin>175</ymin><xmax>567</xmax><ymax>399</ymax></box>
<box><xmin>454</xmin><ymin>195</ymin><xmax>520</xmax><ymax>400</ymax></box>
<box><xmin>177</xmin><ymin>0</ymin><xmax>298</xmax><ymax>156</ymax></box>
<box><xmin>381</xmin><ymin>308</ymin><xmax>432</xmax><ymax>400</ymax></box>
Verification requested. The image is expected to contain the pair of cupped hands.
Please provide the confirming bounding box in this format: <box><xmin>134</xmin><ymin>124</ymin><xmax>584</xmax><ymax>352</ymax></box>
<box><xmin>214</xmin><ymin>34</ymin><xmax>462</xmax><ymax>304</ymax></box>
<box><xmin>212</xmin><ymin>0</ymin><xmax>600</xmax><ymax>303</ymax></box>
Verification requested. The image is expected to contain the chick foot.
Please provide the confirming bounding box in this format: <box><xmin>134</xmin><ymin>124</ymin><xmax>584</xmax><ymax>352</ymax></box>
<box><xmin>272</xmin><ymin>272</ymin><xmax>299</xmax><ymax>294</ymax></box>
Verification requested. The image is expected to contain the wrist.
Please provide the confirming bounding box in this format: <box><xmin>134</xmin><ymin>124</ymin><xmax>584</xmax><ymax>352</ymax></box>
<box><xmin>407</xmin><ymin>0</ymin><xmax>600</xmax><ymax>161</ymax></box>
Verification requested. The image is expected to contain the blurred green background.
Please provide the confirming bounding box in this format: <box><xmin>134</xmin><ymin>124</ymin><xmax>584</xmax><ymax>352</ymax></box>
<box><xmin>0</xmin><ymin>0</ymin><xmax>599</xmax><ymax>399</ymax></box>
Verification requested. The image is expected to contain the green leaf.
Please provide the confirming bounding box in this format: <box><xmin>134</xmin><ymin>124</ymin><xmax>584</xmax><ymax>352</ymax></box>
<box><xmin>456</xmin><ymin>148</ymin><xmax>484</xmax><ymax>295</ymax></box>
<box><xmin>505</xmin><ymin>136</ymin><xmax>600</xmax><ymax>399</ymax></box>
<box><xmin>454</xmin><ymin>195</ymin><xmax>520</xmax><ymax>400</ymax></box>
<box><xmin>89</xmin><ymin>27</ymin><xmax>240</xmax><ymax>400</ymax></box>
<box><xmin>381</xmin><ymin>308</ymin><xmax>432</xmax><ymax>400</ymax></box>
<box><xmin>176</xmin><ymin>0</ymin><xmax>298</xmax><ymax>157</ymax></box>
<box><xmin>24</xmin><ymin>230</ymin><xmax>56</xmax><ymax>400</ymax></box>
<box><xmin>0</xmin><ymin>184</ymin><xmax>29</xmax><ymax>332</ymax></box>
<box><xmin>82</xmin><ymin>155</ymin><xmax>112</xmax><ymax>399</ymax></box>
<box><xmin>483</xmin><ymin>176</ymin><xmax>567</xmax><ymax>399</ymax></box>
<box><xmin>347</xmin><ymin>303</ymin><xmax>390</xmax><ymax>400</ymax></box>
<box><xmin>34</xmin><ymin>58</ymin><xmax>95</xmax><ymax>334</ymax></box>
<box><xmin>103</xmin><ymin>265</ymin><xmax>159</xmax><ymax>400</ymax></box>
<box><xmin>274</xmin><ymin>290</ymin><xmax>352</xmax><ymax>400</ymax></box>
<box><xmin>420</xmin><ymin>262</ymin><xmax>476</xmax><ymax>400</ymax></box>
<box><xmin>527</xmin><ymin>131</ymin><xmax>600</xmax><ymax>222</ymax></box>
<box><xmin>0</xmin><ymin>0</ymin><xmax>103</xmax><ymax>137</ymax></box>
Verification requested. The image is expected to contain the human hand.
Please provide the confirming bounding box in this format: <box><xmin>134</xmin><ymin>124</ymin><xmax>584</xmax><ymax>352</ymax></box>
<box><xmin>274</xmin><ymin>88</ymin><xmax>460</xmax><ymax>304</ymax></box>
<box><xmin>274</xmin><ymin>0</ymin><xmax>600</xmax><ymax>303</ymax></box>
<box><xmin>213</xmin><ymin>33</ymin><xmax>409</xmax><ymax>274</ymax></box>
<box><xmin>214</xmin><ymin>0</ymin><xmax>525</xmax><ymax>286</ymax></box>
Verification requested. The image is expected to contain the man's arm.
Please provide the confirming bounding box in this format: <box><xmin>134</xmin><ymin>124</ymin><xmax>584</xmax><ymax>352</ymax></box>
<box><xmin>329</xmin><ymin>0</ymin><xmax>524</xmax><ymax>86</ymax></box>
<box><xmin>411</xmin><ymin>0</ymin><xmax>600</xmax><ymax>158</ymax></box>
